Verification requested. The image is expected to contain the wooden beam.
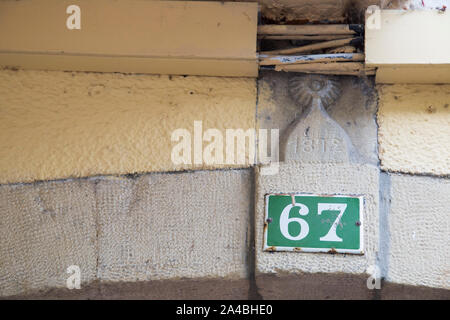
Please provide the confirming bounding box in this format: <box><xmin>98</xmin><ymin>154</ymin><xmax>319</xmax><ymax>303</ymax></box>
<box><xmin>299</xmin><ymin>70</ymin><xmax>376</xmax><ymax>76</ymax></box>
<box><xmin>261</xmin><ymin>38</ymin><xmax>360</xmax><ymax>55</ymax></box>
<box><xmin>258</xmin><ymin>35</ymin><xmax>348</xmax><ymax>41</ymax></box>
<box><xmin>259</xmin><ymin>53</ymin><xmax>365</xmax><ymax>66</ymax></box>
<box><xmin>275</xmin><ymin>62</ymin><xmax>375</xmax><ymax>76</ymax></box>
<box><xmin>258</xmin><ymin>24</ymin><xmax>361</xmax><ymax>36</ymax></box>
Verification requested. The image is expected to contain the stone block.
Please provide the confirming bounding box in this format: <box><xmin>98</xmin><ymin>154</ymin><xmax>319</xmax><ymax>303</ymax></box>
<box><xmin>378</xmin><ymin>84</ymin><xmax>450</xmax><ymax>175</ymax></box>
<box><xmin>385</xmin><ymin>174</ymin><xmax>450</xmax><ymax>289</ymax></box>
<box><xmin>257</xmin><ymin>71</ymin><xmax>378</xmax><ymax>166</ymax></box>
<box><xmin>0</xmin><ymin>180</ymin><xmax>97</xmax><ymax>297</ymax></box>
<box><xmin>97</xmin><ymin>169</ymin><xmax>251</xmax><ymax>283</ymax></box>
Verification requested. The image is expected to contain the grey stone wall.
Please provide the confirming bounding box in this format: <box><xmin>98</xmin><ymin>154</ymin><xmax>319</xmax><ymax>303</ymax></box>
<box><xmin>0</xmin><ymin>169</ymin><xmax>252</xmax><ymax>298</ymax></box>
<box><xmin>0</xmin><ymin>71</ymin><xmax>448</xmax><ymax>299</ymax></box>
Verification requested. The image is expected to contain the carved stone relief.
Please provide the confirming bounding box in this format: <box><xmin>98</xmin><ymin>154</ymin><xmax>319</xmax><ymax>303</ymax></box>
<box><xmin>257</xmin><ymin>71</ymin><xmax>378</xmax><ymax>165</ymax></box>
<box><xmin>282</xmin><ymin>74</ymin><xmax>359</xmax><ymax>163</ymax></box>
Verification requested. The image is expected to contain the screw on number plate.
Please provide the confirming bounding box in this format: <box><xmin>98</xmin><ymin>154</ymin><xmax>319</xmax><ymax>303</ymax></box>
<box><xmin>266</xmin><ymin>218</ymin><xmax>273</xmax><ymax>223</ymax></box>
<box><xmin>355</xmin><ymin>221</ymin><xmax>361</xmax><ymax>226</ymax></box>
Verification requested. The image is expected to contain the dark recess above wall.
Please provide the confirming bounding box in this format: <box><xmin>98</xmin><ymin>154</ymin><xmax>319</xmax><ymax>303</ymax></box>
<box><xmin>241</xmin><ymin>0</ymin><xmax>380</xmax><ymax>24</ymax></box>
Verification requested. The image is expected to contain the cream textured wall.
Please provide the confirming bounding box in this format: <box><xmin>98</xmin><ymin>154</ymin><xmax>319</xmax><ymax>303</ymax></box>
<box><xmin>0</xmin><ymin>69</ymin><xmax>256</xmax><ymax>184</ymax></box>
<box><xmin>377</xmin><ymin>85</ymin><xmax>450</xmax><ymax>176</ymax></box>
<box><xmin>0</xmin><ymin>169</ymin><xmax>252</xmax><ymax>297</ymax></box>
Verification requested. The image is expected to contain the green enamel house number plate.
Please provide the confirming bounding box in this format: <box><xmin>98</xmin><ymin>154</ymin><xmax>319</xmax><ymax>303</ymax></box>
<box><xmin>264</xmin><ymin>194</ymin><xmax>364</xmax><ymax>254</ymax></box>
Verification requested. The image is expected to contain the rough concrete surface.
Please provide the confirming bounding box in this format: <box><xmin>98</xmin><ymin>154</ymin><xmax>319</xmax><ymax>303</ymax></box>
<box><xmin>0</xmin><ymin>169</ymin><xmax>252</xmax><ymax>298</ymax></box>
<box><xmin>386</xmin><ymin>174</ymin><xmax>450</xmax><ymax>289</ymax></box>
<box><xmin>97</xmin><ymin>170</ymin><xmax>251</xmax><ymax>282</ymax></box>
<box><xmin>0</xmin><ymin>180</ymin><xmax>97</xmax><ymax>297</ymax></box>
<box><xmin>377</xmin><ymin>84</ymin><xmax>450</xmax><ymax>176</ymax></box>
<box><xmin>255</xmin><ymin>162</ymin><xmax>380</xmax><ymax>299</ymax></box>
<box><xmin>0</xmin><ymin>69</ymin><xmax>256</xmax><ymax>184</ymax></box>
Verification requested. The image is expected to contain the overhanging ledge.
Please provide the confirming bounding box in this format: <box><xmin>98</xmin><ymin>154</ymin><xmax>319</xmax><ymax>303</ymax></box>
<box><xmin>365</xmin><ymin>8</ymin><xmax>450</xmax><ymax>84</ymax></box>
<box><xmin>0</xmin><ymin>0</ymin><xmax>258</xmax><ymax>77</ymax></box>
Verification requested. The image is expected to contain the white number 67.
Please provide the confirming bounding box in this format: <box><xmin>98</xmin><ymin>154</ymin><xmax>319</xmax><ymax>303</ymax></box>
<box><xmin>279</xmin><ymin>202</ymin><xmax>347</xmax><ymax>242</ymax></box>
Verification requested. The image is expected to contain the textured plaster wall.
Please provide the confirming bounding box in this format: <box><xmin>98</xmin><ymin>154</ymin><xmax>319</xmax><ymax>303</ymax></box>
<box><xmin>0</xmin><ymin>169</ymin><xmax>252</xmax><ymax>297</ymax></box>
<box><xmin>377</xmin><ymin>84</ymin><xmax>450</xmax><ymax>176</ymax></box>
<box><xmin>0</xmin><ymin>69</ymin><xmax>256</xmax><ymax>184</ymax></box>
<box><xmin>385</xmin><ymin>174</ymin><xmax>450</xmax><ymax>289</ymax></box>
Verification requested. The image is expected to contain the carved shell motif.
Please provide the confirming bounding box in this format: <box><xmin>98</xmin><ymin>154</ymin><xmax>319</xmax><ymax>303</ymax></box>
<box><xmin>288</xmin><ymin>75</ymin><xmax>341</xmax><ymax>111</ymax></box>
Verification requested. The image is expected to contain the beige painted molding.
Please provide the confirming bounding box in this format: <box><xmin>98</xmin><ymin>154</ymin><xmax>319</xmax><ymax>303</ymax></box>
<box><xmin>365</xmin><ymin>9</ymin><xmax>450</xmax><ymax>83</ymax></box>
<box><xmin>0</xmin><ymin>0</ymin><xmax>258</xmax><ymax>77</ymax></box>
